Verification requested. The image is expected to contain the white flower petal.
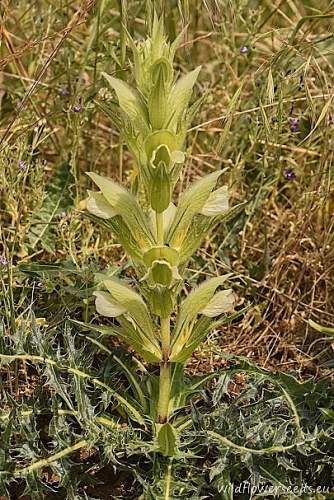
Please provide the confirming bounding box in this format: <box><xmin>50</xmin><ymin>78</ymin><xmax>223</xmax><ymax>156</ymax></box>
<box><xmin>171</xmin><ymin>150</ymin><xmax>185</xmax><ymax>164</ymax></box>
<box><xmin>93</xmin><ymin>291</ymin><xmax>126</xmax><ymax>317</ymax></box>
<box><xmin>86</xmin><ymin>191</ymin><xmax>117</xmax><ymax>219</ymax></box>
<box><xmin>200</xmin><ymin>289</ymin><xmax>234</xmax><ymax>317</ymax></box>
<box><xmin>149</xmin><ymin>202</ymin><xmax>176</xmax><ymax>239</ymax></box>
<box><xmin>201</xmin><ymin>185</ymin><xmax>229</xmax><ymax>216</ymax></box>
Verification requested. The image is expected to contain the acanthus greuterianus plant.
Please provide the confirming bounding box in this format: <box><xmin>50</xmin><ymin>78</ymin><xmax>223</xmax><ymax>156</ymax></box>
<box><xmin>84</xmin><ymin>15</ymin><xmax>235</xmax><ymax>455</ymax></box>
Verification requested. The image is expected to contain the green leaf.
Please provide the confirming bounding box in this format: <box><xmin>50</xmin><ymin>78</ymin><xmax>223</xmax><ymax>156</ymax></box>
<box><xmin>320</xmin><ymin>408</ymin><xmax>334</xmax><ymax>422</ymax></box>
<box><xmin>108</xmin><ymin>215</ymin><xmax>145</xmax><ymax>262</ymax></box>
<box><xmin>102</xmin><ymin>278</ymin><xmax>155</xmax><ymax>337</ymax></box>
<box><xmin>86</xmin><ymin>191</ymin><xmax>116</xmax><ymax>219</ymax></box>
<box><xmin>87</xmin><ymin>172</ymin><xmax>154</xmax><ymax>250</ymax></box>
<box><xmin>201</xmin><ymin>185</ymin><xmax>229</xmax><ymax>216</ymax></box>
<box><xmin>93</xmin><ymin>291</ymin><xmax>127</xmax><ymax>317</ymax></box>
<box><xmin>157</xmin><ymin>422</ymin><xmax>178</xmax><ymax>457</ymax></box>
<box><xmin>169</xmin><ymin>316</ymin><xmax>212</xmax><ymax>363</ymax></box>
<box><xmin>201</xmin><ymin>289</ymin><xmax>234</xmax><ymax>317</ymax></box>
<box><xmin>170</xmin><ymin>275</ymin><xmax>232</xmax><ymax>361</ymax></box>
<box><xmin>118</xmin><ymin>317</ymin><xmax>161</xmax><ymax>363</ymax></box>
<box><xmin>167</xmin><ymin>170</ymin><xmax>223</xmax><ymax>250</ymax></box>
<box><xmin>72</xmin><ymin>319</ymin><xmax>161</xmax><ymax>363</ymax></box>
<box><xmin>177</xmin><ymin>215</ymin><xmax>211</xmax><ymax>264</ymax></box>
<box><xmin>167</xmin><ymin>66</ymin><xmax>201</xmax><ymax>130</ymax></box>
<box><xmin>102</xmin><ymin>72</ymin><xmax>149</xmax><ymax>133</ymax></box>
<box><xmin>176</xmin><ymin>275</ymin><xmax>231</xmax><ymax>334</ymax></box>
<box><xmin>28</xmin><ymin>161</ymin><xmax>74</xmax><ymax>252</ymax></box>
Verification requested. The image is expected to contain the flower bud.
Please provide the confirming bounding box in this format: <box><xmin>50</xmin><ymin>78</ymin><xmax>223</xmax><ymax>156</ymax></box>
<box><xmin>148</xmin><ymin>59</ymin><xmax>170</xmax><ymax>129</ymax></box>
<box><xmin>151</xmin><ymin>287</ymin><xmax>174</xmax><ymax>318</ymax></box>
<box><xmin>150</xmin><ymin>161</ymin><xmax>171</xmax><ymax>213</ymax></box>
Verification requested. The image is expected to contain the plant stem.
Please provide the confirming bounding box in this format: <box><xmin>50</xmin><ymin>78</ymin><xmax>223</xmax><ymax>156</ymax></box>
<box><xmin>161</xmin><ymin>316</ymin><xmax>170</xmax><ymax>361</ymax></box>
<box><xmin>164</xmin><ymin>458</ymin><xmax>173</xmax><ymax>500</ymax></box>
<box><xmin>155</xmin><ymin>207</ymin><xmax>171</xmax><ymax>423</ymax></box>
<box><xmin>158</xmin><ymin>360</ymin><xmax>171</xmax><ymax>424</ymax></box>
<box><xmin>156</xmin><ymin>211</ymin><xmax>164</xmax><ymax>244</ymax></box>
<box><xmin>158</xmin><ymin>316</ymin><xmax>171</xmax><ymax>423</ymax></box>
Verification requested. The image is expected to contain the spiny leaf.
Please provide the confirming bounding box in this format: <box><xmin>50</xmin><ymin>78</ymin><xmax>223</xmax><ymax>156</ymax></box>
<box><xmin>157</xmin><ymin>423</ymin><xmax>178</xmax><ymax>457</ymax></box>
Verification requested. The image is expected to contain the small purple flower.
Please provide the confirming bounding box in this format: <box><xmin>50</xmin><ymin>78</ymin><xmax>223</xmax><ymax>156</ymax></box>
<box><xmin>289</xmin><ymin>117</ymin><xmax>299</xmax><ymax>132</ymax></box>
<box><xmin>240</xmin><ymin>45</ymin><xmax>248</xmax><ymax>55</ymax></box>
<box><xmin>59</xmin><ymin>87</ymin><xmax>70</xmax><ymax>97</ymax></box>
<box><xmin>18</xmin><ymin>160</ymin><xmax>27</xmax><ymax>171</ymax></box>
<box><xmin>72</xmin><ymin>105</ymin><xmax>82</xmax><ymax>113</ymax></box>
<box><xmin>0</xmin><ymin>255</ymin><xmax>8</xmax><ymax>266</ymax></box>
<box><xmin>283</xmin><ymin>168</ymin><xmax>297</xmax><ymax>181</ymax></box>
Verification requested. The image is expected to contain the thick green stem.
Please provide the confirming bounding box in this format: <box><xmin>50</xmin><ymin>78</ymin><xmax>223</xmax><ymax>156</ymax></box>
<box><xmin>155</xmin><ymin>209</ymin><xmax>171</xmax><ymax>423</ymax></box>
<box><xmin>156</xmin><ymin>211</ymin><xmax>164</xmax><ymax>244</ymax></box>
<box><xmin>164</xmin><ymin>458</ymin><xmax>173</xmax><ymax>499</ymax></box>
<box><xmin>161</xmin><ymin>316</ymin><xmax>170</xmax><ymax>361</ymax></box>
<box><xmin>158</xmin><ymin>361</ymin><xmax>171</xmax><ymax>424</ymax></box>
<box><xmin>158</xmin><ymin>316</ymin><xmax>171</xmax><ymax>423</ymax></box>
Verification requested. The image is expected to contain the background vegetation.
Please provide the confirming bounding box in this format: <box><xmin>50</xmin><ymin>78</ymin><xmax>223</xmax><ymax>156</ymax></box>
<box><xmin>0</xmin><ymin>0</ymin><xmax>333</xmax><ymax>498</ymax></box>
